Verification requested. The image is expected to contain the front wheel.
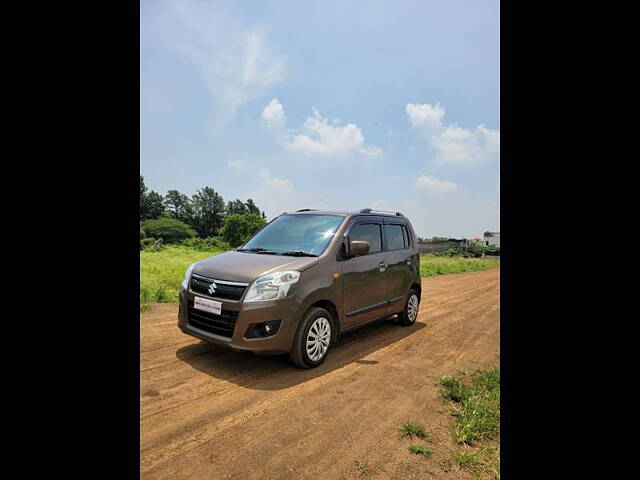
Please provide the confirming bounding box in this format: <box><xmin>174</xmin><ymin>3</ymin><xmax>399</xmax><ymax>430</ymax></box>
<box><xmin>290</xmin><ymin>307</ymin><xmax>334</xmax><ymax>369</ymax></box>
<box><xmin>397</xmin><ymin>289</ymin><xmax>420</xmax><ymax>326</ymax></box>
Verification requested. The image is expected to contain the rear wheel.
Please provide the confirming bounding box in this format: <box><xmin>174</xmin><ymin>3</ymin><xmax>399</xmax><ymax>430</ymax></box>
<box><xmin>397</xmin><ymin>289</ymin><xmax>420</xmax><ymax>326</ymax></box>
<box><xmin>290</xmin><ymin>307</ymin><xmax>333</xmax><ymax>368</ymax></box>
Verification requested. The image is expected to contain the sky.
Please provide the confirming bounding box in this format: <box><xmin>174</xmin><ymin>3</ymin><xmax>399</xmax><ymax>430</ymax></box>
<box><xmin>140</xmin><ymin>0</ymin><xmax>499</xmax><ymax>239</ymax></box>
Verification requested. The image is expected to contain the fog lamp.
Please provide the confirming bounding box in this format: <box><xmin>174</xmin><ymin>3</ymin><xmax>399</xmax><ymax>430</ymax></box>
<box><xmin>245</xmin><ymin>320</ymin><xmax>282</xmax><ymax>339</ymax></box>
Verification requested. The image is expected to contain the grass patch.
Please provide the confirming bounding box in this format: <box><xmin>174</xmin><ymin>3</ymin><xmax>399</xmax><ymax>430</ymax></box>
<box><xmin>439</xmin><ymin>368</ymin><xmax>499</xmax><ymax>444</ymax></box>
<box><xmin>439</xmin><ymin>375</ymin><xmax>467</xmax><ymax>403</ymax></box>
<box><xmin>354</xmin><ymin>461</ymin><xmax>370</xmax><ymax>475</ymax></box>
<box><xmin>408</xmin><ymin>445</ymin><xmax>432</xmax><ymax>457</ymax></box>
<box><xmin>440</xmin><ymin>367</ymin><xmax>500</xmax><ymax>479</ymax></box>
<box><xmin>140</xmin><ymin>244</ymin><xmax>225</xmax><ymax>308</ymax></box>
<box><xmin>399</xmin><ymin>422</ymin><xmax>428</xmax><ymax>439</ymax></box>
<box><xmin>454</xmin><ymin>450</ymin><xmax>478</xmax><ymax>467</ymax></box>
<box><xmin>420</xmin><ymin>254</ymin><xmax>499</xmax><ymax>277</ymax></box>
<box><xmin>454</xmin><ymin>447</ymin><xmax>500</xmax><ymax>479</ymax></box>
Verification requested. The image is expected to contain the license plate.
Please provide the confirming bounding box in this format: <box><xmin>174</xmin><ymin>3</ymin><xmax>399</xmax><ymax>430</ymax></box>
<box><xmin>193</xmin><ymin>296</ymin><xmax>222</xmax><ymax>315</ymax></box>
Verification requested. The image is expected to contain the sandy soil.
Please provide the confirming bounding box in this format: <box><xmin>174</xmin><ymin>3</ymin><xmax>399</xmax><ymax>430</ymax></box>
<box><xmin>141</xmin><ymin>268</ymin><xmax>500</xmax><ymax>479</ymax></box>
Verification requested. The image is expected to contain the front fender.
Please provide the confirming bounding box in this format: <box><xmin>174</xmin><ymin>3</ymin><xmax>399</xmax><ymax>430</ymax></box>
<box><xmin>292</xmin><ymin>265</ymin><xmax>343</xmax><ymax>330</ymax></box>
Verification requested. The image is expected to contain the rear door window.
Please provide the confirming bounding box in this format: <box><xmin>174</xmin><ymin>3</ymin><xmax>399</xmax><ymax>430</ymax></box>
<box><xmin>384</xmin><ymin>224</ymin><xmax>407</xmax><ymax>250</ymax></box>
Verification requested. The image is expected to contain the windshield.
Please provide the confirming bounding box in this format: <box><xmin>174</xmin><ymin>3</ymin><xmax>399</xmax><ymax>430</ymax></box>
<box><xmin>240</xmin><ymin>214</ymin><xmax>346</xmax><ymax>256</ymax></box>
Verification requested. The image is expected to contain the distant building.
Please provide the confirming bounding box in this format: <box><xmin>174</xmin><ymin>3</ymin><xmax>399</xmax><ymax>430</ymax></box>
<box><xmin>483</xmin><ymin>231</ymin><xmax>500</xmax><ymax>247</ymax></box>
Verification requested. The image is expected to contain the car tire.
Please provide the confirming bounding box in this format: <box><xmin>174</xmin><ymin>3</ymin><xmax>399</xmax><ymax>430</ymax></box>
<box><xmin>397</xmin><ymin>288</ymin><xmax>420</xmax><ymax>326</ymax></box>
<box><xmin>290</xmin><ymin>307</ymin><xmax>334</xmax><ymax>369</ymax></box>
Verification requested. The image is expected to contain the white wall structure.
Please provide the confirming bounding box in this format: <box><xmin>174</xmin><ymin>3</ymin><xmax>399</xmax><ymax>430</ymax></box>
<box><xmin>483</xmin><ymin>231</ymin><xmax>500</xmax><ymax>247</ymax></box>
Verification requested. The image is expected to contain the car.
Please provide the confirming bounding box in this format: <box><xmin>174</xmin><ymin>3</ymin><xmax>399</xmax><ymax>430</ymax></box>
<box><xmin>178</xmin><ymin>208</ymin><xmax>422</xmax><ymax>368</ymax></box>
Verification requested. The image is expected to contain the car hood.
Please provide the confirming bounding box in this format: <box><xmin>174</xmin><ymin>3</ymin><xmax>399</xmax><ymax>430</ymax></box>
<box><xmin>192</xmin><ymin>250</ymin><xmax>319</xmax><ymax>283</ymax></box>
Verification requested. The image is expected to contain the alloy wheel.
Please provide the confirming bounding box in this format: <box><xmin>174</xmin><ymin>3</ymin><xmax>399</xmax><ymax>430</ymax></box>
<box><xmin>407</xmin><ymin>294</ymin><xmax>419</xmax><ymax>322</ymax></box>
<box><xmin>306</xmin><ymin>317</ymin><xmax>331</xmax><ymax>361</ymax></box>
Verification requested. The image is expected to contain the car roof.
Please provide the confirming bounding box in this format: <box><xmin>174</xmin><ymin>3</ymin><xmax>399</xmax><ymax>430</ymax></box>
<box><xmin>284</xmin><ymin>209</ymin><xmax>406</xmax><ymax>219</ymax></box>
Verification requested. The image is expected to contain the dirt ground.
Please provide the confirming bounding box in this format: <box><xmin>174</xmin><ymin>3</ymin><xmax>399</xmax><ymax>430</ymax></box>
<box><xmin>141</xmin><ymin>268</ymin><xmax>500</xmax><ymax>479</ymax></box>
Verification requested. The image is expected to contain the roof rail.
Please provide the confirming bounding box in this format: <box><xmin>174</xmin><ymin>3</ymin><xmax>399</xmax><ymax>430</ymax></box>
<box><xmin>359</xmin><ymin>208</ymin><xmax>404</xmax><ymax>217</ymax></box>
<box><xmin>296</xmin><ymin>208</ymin><xmax>317</xmax><ymax>212</ymax></box>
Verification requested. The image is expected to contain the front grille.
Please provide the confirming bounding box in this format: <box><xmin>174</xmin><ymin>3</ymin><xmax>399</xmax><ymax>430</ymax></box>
<box><xmin>186</xmin><ymin>299</ymin><xmax>239</xmax><ymax>338</ymax></box>
<box><xmin>190</xmin><ymin>274</ymin><xmax>247</xmax><ymax>301</ymax></box>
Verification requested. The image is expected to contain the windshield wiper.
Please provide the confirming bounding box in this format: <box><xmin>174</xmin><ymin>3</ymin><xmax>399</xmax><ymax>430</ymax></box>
<box><xmin>279</xmin><ymin>250</ymin><xmax>319</xmax><ymax>257</ymax></box>
<box><xmin>237</xmin><ymin>247</ymin><xmax>279</xmax><ymax>255</ymax></box>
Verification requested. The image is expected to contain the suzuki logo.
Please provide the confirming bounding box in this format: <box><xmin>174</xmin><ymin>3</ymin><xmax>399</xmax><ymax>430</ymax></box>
<box><xmin>207</xmin><ymin>281</ymin><xmax>217</xmax><ymax>295</ymax></box>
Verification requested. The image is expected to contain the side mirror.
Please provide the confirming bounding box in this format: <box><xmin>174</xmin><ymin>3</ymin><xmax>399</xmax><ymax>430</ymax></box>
<box><xmin>350</xmin><ymin>240</ymin><xmax>370</xmax><ymax>256</ymax></box>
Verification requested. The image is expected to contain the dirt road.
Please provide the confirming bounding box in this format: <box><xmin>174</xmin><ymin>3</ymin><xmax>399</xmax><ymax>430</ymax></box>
<box><xmin>141</xmin><ymin>269</ymin><xmax>500</xmax><ymax>479</ymax></box>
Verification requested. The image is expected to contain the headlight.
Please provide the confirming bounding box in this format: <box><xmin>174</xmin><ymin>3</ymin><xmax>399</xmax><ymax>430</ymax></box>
<box><xmin>244</xmin><ymin>270</ymin><xmax>300</xmax><ymax>303</ymax></box>
<box><xmin>181</xmin><ymin>262</ymin><xmax>198</xmax><ymax>290</ymax></box>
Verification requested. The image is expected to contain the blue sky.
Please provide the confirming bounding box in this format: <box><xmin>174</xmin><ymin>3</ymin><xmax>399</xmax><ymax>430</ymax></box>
<box><xmin>141</xmin><ymin>0</ymin><xmax>499</xmax><ymax>238</ymax></box>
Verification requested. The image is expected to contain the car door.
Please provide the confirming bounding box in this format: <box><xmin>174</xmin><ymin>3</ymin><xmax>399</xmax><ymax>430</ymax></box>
<box><xmin>340</xmin><ymin>218</ymin><xmax>389</xmax><ymax>330</ymax></box>
<box><xmin>382</xmin><ymin>219</ymin><xmax>414</xmax><ymax>313</ymax></box>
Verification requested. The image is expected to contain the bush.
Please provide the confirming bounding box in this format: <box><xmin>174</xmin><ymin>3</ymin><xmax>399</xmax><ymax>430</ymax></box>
<box><xmin>434</xmin><ymin>247</ymin><xmax>463</xmax><ymax>257</ymax></box>
<box><xmin>141</xmin><ymin>218</ymin><xmax>196</xmax><ymax>244</ymax></box>
<box><xmin>220</xmin><ymin>213</ymin><xmax>266</xmax><ymax>247</ymax></box>
<box><xmin>182</xmin><ymin>236</ymin><xmax>230</xmax><ymax>251</ymax></box>
<box><xmin>140</xmin><ymin>228</ymin><xmax>147</xmax><ymax>249</ymax></box>
<box><xmin>464</xmin><ymin>244</ymin><xmax>500</xmax><ymax>258</ymax></box>
<box><xmin>141</xmin><ymin>237</ymin><xmax>157</xmax><ymax>250</ymax></box>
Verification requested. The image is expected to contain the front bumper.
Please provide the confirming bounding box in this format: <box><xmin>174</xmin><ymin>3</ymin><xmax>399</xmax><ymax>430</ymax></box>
<box><xmin>177</xmin><ymin>287</ymin><xmax>301</xmax><ymax>354</ymax></box>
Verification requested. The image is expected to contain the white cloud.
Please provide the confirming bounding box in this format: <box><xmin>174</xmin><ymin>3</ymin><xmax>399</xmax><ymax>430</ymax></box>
<box><xmin>157</xmin><ymin>2</ymin><xmax>285</xmax><ymax>125</ymax></box>
<box><xmin>265</xmin><ymin>176</ymin><xmax>294</xmax><ymax>193</ymax></box>
<box><xmin>259</xmin><ymin>169</ymin><xmax>293</xmax><ymax>193</ymax></box>
<box><xmin>416</xmin><ymin>175</ymin><xmax>458</xmax><ymax>192</ymax></box>
<box><xmin>260</xmin><ymin>98</ymin><xmax>286</xmax><ymax>130</ymax></box>
<box><xmin>261</xmin><ymin>100</ymin><xmax>383</xmax><ymax>157</ymax></box>
<box><xmin>406</xmin><ymin>103</ymin><xmax>445</xmax><ymax>134</ymax></box>
<box><xmin>227</xmin><ymin>160</ymin><xmax>244</xmax><ymax>168</ymax></box>
<box><xmin>246</xmin><ymin>168</ymin><xmax>294</xmax><ymax>220</ymax></box>
<box><xmin>406</xmin><ymin>103</ymin><xmax>499</xmax><ymax>165</ymax></box>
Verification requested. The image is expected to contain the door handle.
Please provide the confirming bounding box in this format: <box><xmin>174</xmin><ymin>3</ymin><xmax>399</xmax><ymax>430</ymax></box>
<box><xmin>378</xmin><ymin>262</ymin><xmax>387</xmax><ymax>272</ymax></box>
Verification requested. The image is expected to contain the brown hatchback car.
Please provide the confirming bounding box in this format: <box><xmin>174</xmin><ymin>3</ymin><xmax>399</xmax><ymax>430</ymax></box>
<box><xmin>178</xmin><ymin>208</ymin><xmax>422</xmax><ymax>368</ymax></box>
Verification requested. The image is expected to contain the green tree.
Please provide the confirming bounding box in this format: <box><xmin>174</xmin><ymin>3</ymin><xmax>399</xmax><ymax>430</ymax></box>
<box><xmin>192</xmin><ymin>186</ymin><xmax>226</xmax><ymax>237</ymax></box>
<box><xmin>141</xmin><ymin>217</ymin><xmax>196</xmax><ymax>243</ymax></box>
<box><xmin>227</xmin><ymin>199</ymin><xmax>248</xmax><ymax>215</ymax></box>
<box><xmin>140</xmin><ymin>175</ymin><xmax>150</xmax><ymax>220</ymax></box>
<box><xmin>164</xmin><ymin>190</ymin><xmax>194</xmax><ymax>223</ymax></box>
<box><xmin>146</xmin><ymin>191</ymin><xmax>165</xmax><ymax>219</ymax></box>
<box><xmin>245</xmin><ymin>198</ymin><xmax>260</xmax><ymax>215</ymax></box>
<box><xmin>221</xmin><ymin>213</ymin><xmax>266</xmax><ymax>247</ymax></box>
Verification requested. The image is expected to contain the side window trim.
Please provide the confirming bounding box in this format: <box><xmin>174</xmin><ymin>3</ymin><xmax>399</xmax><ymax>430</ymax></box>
<box><xmin>405</xmin><ymin>224</ymin><xmax>414</xmax><ymax>248</ymax></box>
